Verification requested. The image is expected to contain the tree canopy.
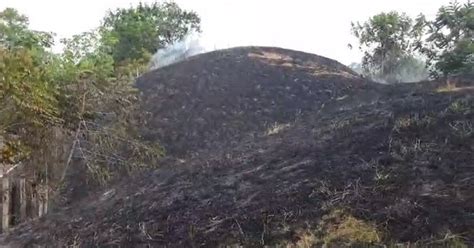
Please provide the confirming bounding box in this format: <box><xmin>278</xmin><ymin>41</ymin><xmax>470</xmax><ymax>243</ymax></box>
<box><xmin>351</xmin><ymin>1</ymin><xmax>473</xmax><ymax>82</ymax></box>
<box><xmin>0</xmin><ymin>2</ymin><xmax>199</xmax><ymax>187</ymax></box>
<box><xmin>350</xmin><ymin>11</ymin><xmax>427</xmax><ymax>83</ymax></box>
<box><xmin>100</xmin><ymin>2</ymin><xmax>201</xmax><ymax>64</ymax></box>
<box><xmin>418</xmin><ymin>0</ymin><xmax>473</xmax><ymax>76</ymax></box>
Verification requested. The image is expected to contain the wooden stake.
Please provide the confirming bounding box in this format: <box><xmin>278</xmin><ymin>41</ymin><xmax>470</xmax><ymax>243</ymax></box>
<box><xmin>43</xmin><ymin>186</ymin><xmax>48</xmax><ymax>215</ymax></box>
<box><xmin>37</xmin><ymin>185</ymin><xmax>48</xmax><ymax>217</ymax></box>
<box><xmin>2</xmin><ymin>177</ymin><xmax>10</xmax><ymax>232</ymax></box>
<box><xmin>19</xmin><ymin>178</ymin><xmax>26</xmax><ymax>221</ymax></box>
<box><xmin>38</xmin><ymin>190</ymin><xmax>43</xmax><ymax>218</ymax></box>
<box><xmin>30</xmin><ymin>183</ymin><xmax>37</xmax><ymax>219</ymax></box>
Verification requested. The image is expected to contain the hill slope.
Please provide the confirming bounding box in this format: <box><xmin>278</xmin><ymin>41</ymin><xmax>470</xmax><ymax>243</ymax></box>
<box><xmin>136</xmin><ymin>47</ymin><xmax>375</xmax><ymax>157</ymax></box>
<box><xmin>3</xmin><ymin>48</ymin><xmax>473</xmax><ymax>247</ymax></box>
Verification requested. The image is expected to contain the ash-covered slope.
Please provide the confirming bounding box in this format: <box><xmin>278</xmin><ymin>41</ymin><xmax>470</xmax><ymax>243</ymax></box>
<box><xmin>2</xmin><ymin>49</ymin><xmax>473</xmax><ymax>247</ymax></box>
<box><xmin>136</xmin><ymin>46</ymin><xmax>374</xmax><ymax>156</ymax></box>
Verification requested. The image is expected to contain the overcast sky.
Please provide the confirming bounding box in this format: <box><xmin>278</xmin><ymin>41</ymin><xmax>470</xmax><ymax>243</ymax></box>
<box><xmin>0</xmin><ymin>0</ymin><xmax>454</xmax><ymax>65</ymax></box>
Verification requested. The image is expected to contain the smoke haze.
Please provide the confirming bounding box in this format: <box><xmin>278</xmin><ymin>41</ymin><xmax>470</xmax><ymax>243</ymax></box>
<box><xmin>149</xmin><ymin>34</ymin><xmax>206</xmax><ymax>70</ymax></box>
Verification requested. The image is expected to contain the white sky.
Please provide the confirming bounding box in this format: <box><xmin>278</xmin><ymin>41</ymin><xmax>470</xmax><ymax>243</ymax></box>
<box><xmin>0</xmin><ymin>0</ymin><xmax>453</xmax><ymax>65</ymax></box>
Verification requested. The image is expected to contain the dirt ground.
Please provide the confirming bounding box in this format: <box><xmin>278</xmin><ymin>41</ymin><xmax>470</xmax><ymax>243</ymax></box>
<box><xmin>2</xmin><ymin>47</ymin><xmax>473</xmax><ymax>247</ymax></box>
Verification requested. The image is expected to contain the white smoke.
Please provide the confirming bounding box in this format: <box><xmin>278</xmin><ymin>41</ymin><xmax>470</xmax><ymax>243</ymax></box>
<box><xmin>149</xmin><ymin>33</ymin><xmax>206</xmax><ymax>70</ymax></box>
<box><xmin>348</xmin><ymin>56</ymin><xmax>430</xmax><ymax>84</ymax></box>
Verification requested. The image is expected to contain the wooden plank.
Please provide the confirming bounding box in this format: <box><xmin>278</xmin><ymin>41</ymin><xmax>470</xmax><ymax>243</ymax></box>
<box><xmin>2</xmin><ymin>177</ymin><xmax>10</xmax><ymax>232</ymax></box>
<box><xmin>19</xmin><ymin>178</ymin><xmax>26</xmax><ymax>221</ymax></box>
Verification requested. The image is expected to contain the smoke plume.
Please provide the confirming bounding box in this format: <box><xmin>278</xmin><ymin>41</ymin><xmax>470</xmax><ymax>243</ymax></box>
<box><xmin>149</xmin><ymin>33</ymin><xmax>206</xmax><ymax>70</ymax></box>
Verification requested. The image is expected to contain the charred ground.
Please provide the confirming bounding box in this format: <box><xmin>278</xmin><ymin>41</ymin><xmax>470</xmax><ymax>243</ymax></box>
<box><xmin>2</xmin><ymin>47</ymin><xmax>473</xmax><ymax>247</ymax></box>
<box><xmin>135</xmin><ymin>47</ymin><xmax>377</xmax><ymax>157</ymax></box>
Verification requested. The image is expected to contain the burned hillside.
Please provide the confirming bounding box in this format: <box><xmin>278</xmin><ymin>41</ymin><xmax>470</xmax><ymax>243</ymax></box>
<box><xmin>136</xmin><ymin>47</ymin><xmax>378</xmax><ymax>157</ymax></box>
<box><xmin>2</xmin><ymin>47</ymin><xmax>473</xmax><ymax>247</ymax></box>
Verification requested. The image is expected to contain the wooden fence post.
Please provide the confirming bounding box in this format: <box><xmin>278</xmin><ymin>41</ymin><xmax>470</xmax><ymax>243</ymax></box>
<box><xmin>43</xmin><ymin>186</ymin><xmax>48</xmax><ymax>215</ymax></box>
<box><xmin>37</xmin><ymin>185</ymin><xmax>48</xmax><ymax>217</ymax></box>
<box><xmin>19</xmin><ymin>178</ymin><xmax>26</xmax><ymax>221</ymax></box>
<box><xmin>38</xmin><ymin>195</ymin><xmax>43</xmax><ymax>218</ymax></box>
<box><xmin>30</xmin><ymin>183</ymin><xmax>37</xmax><ymax>219</ymax></box>
<box><xmin>2</xmin><ymin>177</ymin><xmax>10</xmax><ymax>232</ymax></box>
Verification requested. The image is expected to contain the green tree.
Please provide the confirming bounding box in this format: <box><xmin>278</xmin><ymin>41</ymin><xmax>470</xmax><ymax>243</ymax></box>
<box><xmin>0</xmin><ymin>8</ymin><xmax>60</xmax><ymax>128</ymax></box>
<box><xmin>100</xmin><ymin>2</ymin><xmax>201</xmax><ymax>65</ymax></box>
<box><xmin>0</xmin><ymin>7</ymin><xmax>163</xmax><ymax>188</ymax></box>
<box><xmin>416</xmin><ymin>1</ymin><xmax>473</xmax><ymax>76</ymax></box>
<box><xmin>0</xmin><ymin>8</ymin><xmax>61</xmax><ymax>168</ymax></box>
<box><xmin>0</xmin><ymin>8</ymin><xmax>54</xmax><ymax>51</ymax></box>
<box><xmin>351</xmin><ymin>11</ymin><xmax>426</xmax><ymax>83</ymax></box>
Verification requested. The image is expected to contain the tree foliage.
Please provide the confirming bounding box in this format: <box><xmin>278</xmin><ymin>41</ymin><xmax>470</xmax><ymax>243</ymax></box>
<box><xmin>0</xmin><ymin>48</ymin><xmax>60</xmax><ymax>126</ymax></box>
<box><xmin>415</xmin><ymin>0</ymin><xmax>473</xmax><ymax>76</ymax></box>
<box><xmin>52</xmin><ymin>30</ymin><xmax>163</xmax><ymax>186</ymax></box>
<box><xmin>350</xmin><ymin>11</ymin><xmax>427</xmax><ymax>83</ymax></box>
<box><xmin>100</xmin><ymin>2</ymin><xmax>201</xmax><ymax>64</ymax></box>
<box><xmin>0</xmin><ymin>8</ymin><xmax>60</xmax><ymax>131</ymax></box>
<box><xmin>351</xmin><ymin>1</ymin><xmax>473</xmax><ymax>81</ymax></box>
<box><xmin>0</xmin><ymin>8</ymin><xmax>54</xmax><ymax>50</ymax></box>
<box><xmin>0</xmin><ymin>8</ymin><xmax>63</xmax><ymax>171</ymax></box>
<box><xmin>0</xmin><ymin>3</ymin><xmax>190</xmax><ymax>188</ymax></box>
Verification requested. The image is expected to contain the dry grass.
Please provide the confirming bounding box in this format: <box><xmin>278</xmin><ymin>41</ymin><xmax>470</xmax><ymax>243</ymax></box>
<box><xmin>287</xmin><ymin>230</ymin><xmax>318</xmax><ymax>248</ymax></box>
<box><xmin>436</xmin><ymin>83</ymin><xmax>459</xmax><ymax>92</ymax></box>
<box><xmin>449</xmin><ymin>120</ymin><xmax>473</xmax><ymax>138</ymax></box>
<box><xmin>284</xmin><ymin>210</ymin><xmax>382</xmax><ymax>248</ymax></box>
<box><xmin>436</xmin><ymin>84</ymin><xmax>474</xmax><ymax>93</ymax></box>
<box><xmin>247</xmin><ymin>50</ymin><xmax>357</xmax><ymax>79</ymax></box>
<box><xmin>322</xmin><ymin>210</ymin><xmax>381</xmax><ymax>246</ymax></box>
<box><xmin>448</xmin><ymin>99</ymin><xmax>472</xmax><ymax>114</ymax></box>
<box><xmin>284</xmin><ymin>214</ymin><xmax>469</xmax><ymax>247</ymax></box>
<box><xmin>266</xmin><ymin>122</ymin><xmax>291</xmax><ymax>136</ymax></box>
<box><xmin>393</xmin><ymin>115</ymin><xmax>435</xmax><ymax>133</ymax></box>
